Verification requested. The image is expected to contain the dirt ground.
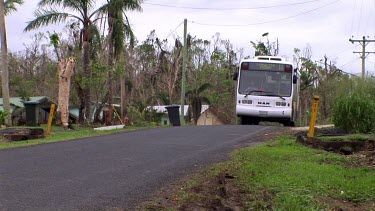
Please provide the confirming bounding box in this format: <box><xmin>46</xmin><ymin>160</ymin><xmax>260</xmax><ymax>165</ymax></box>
<box><xmin>293</xmin><ymin>127</ymin><xmax>375</xmax><ymax>169</ymax></box>
<box><xmin>138</xmin><ymin>127</ymin><xmax>375</xmax><ymax>211</ymax></box>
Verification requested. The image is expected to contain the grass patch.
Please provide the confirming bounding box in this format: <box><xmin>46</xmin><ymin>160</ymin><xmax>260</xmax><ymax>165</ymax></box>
<box><xmin>0</xmin><ymin>125</ymin><xmax>153</xmax><ymax>149</ymax></box>
<box><xmin>148</xmin><ymin>136</ymin><xmax>375</xmax><ymax>210</ymax></box>
<box><xmin>232</xmin><ymin>136</ymin><xmax>375</xmax><ymax>210</ymax></box>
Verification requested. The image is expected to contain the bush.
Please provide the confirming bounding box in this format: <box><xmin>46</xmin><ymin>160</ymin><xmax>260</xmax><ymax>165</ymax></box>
<box><xmin>332</xmin><ymin>78</ymin><xmax>375</xmax><ymax>133</ymax></box>
<box><xmin>127</xmin><ymin>106</ymin><xmax>162</xmax><ymax>127</ymax></box>
<box><xmin>0</xmin><ymin>111</ymin><xmax>7</xmax><ymax>125</ymax></box>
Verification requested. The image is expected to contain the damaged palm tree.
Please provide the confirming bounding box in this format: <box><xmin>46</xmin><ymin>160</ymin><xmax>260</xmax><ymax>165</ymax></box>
<box><xmin>57</xmin><ymin>57</ymin><xmax>75</xmax><ymax>129</ymax></box>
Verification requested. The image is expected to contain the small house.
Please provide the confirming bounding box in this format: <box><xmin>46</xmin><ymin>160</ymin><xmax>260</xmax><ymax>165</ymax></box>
<box><xmin>0</xmin><ymin>96</ymin><xmax>78</xmax><ymax>126</ymax></box>
<box><xmin>0</xmin><ymin>96</ymin><xmax>53</xmax><ymax>126</ymax></box>
<box><xmin>197</xmin><ymin>106</ymin><xmax>229</xmax><ymax>125</ymax></box>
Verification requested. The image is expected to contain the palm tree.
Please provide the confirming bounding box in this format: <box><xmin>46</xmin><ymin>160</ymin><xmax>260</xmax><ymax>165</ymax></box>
<box><xmin>97</xmin><ymin>0</ymin><xmax>141</xmax><ymax>124</ymax></box>
<box><xmin>186</xmin><ymin>83</ymin><xmax>211</xmax><ymax>125</ymax></box>
<box><xmin>0</xmin><ymin>0</ymin><xmax>23</xmax><ymax>126</ymax></box>
<box><xmin>4</xmin><ymin>0</ymin><xmax>23</xmax><ymax>14</ymax></box>
<box><xmin>24</xmin><ymin>0</ymin><xmax>105</xmax><ymax>124</ymax></box>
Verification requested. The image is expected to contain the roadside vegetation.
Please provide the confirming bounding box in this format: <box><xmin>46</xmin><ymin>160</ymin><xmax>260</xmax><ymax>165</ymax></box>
<box><xmin>0</xmin><ymin>125</ymin><xmax>152</xmax><ymax>149</ymax></box>
<box><xmin>144</xmin><ymin>136</ymin><xmax>375</xmax><ymax>210</ymax></box>
<box><xmin>332</xmin><ymin>78</ymin><xmax>375</xmax><ymax>133</ymax></box>
<box><xmin>233</xmin><ymin>136</ymin><xmax>374</xmax><ymax>210</ymax></box>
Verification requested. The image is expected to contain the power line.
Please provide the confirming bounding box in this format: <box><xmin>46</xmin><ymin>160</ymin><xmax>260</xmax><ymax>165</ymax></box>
<box><xmin>349</xmin><ymin>0</ymin><xmax>357</xmax><ymax>36</ymax></box>
<box><xmin>363</xmin><ymin>0</ymin><xmax>370</xmax><ymax>36</ymax></box>
<box><xmin>338</xmin><ymin>57</ymin><xmax>359</xmax><ymax>69</ymax></box>
<box><xmin>340</xmin><ymin>69</ymin><xmax>359</xmax><ymax>77</ymax></box>
<box><xmin>190</xmin><ymin>0</ymin><xmax>340</xmax><ymax>27</ymax></box>
<box><xmin>337</xmin><ymin>58</ymin><xmax>361</xmax><ymax>77</ymax></box>
<box><xmin>326</xmin><ymin>44</ymin><xmax>360</xmax><ymax>58</ymax></box>
<box><xmin>164</xmin><ymin>21</ymin><xmax>184</xmax><ymax>40</ymax></box>
<box><xmin>144</xmin><ymin>0</ymin><xmax>323</xmax><ymax>11</ymax></box>
<box><xmin>357</xmin><ymin>0</ymin><xmax>364</xmax><ymax>37</ymax></box>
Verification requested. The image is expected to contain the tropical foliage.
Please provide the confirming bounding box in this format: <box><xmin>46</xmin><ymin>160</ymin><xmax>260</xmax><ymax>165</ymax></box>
<box><xmin>332</xmin><ymin>78</ymin><xmax>375</xmax><ymax>133</ymax></box>
<box><xmin>0</xmin><ymin>3</ymin><xmax>365</xmax><ymax>127</ymax></box>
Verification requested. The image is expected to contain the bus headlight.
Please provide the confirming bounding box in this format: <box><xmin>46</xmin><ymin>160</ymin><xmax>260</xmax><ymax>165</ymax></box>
<box><xmin>276</xmin><ymin>102</ymin><xmax>287</xmax><ymax>106</ymax></box>
<box><xmin>242</xmin><ymin>100</ymin><xmax>253</xmax><ymax>104</ymax></box>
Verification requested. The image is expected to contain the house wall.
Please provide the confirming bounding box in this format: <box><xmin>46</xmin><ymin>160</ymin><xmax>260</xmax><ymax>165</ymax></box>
<box><xmin>197</xmin><ymin>109</ymin><xmax>224</xmax><ymax>126</ymax></box>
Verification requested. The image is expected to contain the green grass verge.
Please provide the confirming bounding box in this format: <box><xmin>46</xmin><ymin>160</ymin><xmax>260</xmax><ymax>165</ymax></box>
<box><xmin>232</xmin><ymin>136</ymin><xmax>375</xmax><ymax>210</ymax></box>
<box><xmin>0</xmin><ymin>125</ymin><xmax>153</xmax><ymax>149</ymax></box>
<box><xmin>159</xmin><ymin>136</ymin><xmax>375</xmax><ymax>210</ymax></box>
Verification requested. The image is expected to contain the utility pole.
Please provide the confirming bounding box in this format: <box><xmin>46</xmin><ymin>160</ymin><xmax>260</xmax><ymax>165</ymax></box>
<box><xmin>349</xmin><ymin>36</ymin><xmax>375</xmax><ymax>78</ymax></box>
<box><xmin>180</xmin><ymin>19</ymin><xmax>187</xmax><ymax>125</ymax></box>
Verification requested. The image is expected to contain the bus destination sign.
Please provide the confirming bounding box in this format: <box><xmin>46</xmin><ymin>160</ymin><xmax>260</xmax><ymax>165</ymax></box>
<box><xmin>241</xmin><ymin>62</ymin><xmax>291</xmax><ymax>72</ymax></box>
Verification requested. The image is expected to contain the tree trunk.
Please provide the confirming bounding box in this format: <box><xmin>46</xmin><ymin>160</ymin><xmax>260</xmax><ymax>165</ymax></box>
<box><xmin>82</xmin><ymin>38</ymin><xmax>91</xmax><ymax>124</ymax></box>
<box><xmin>0</xmin><ymin>1</ymin><xmax>11</xmax><ymax>126</ymax></box>
<box><xmin>107</xmin><ymin>14</ymin><xmax>114</xmax><ymax>125</ymax></box>
<box><xmin>57</xmin><ymin>58</ymin><xmax>75</xmax><ymax>128</ymax></box>
<box><xmin>77</xmin><ymin>85</ymin><xmax>85</xmax><ymax>125</ymax></box>
<box><xmin>107</xmin><ymin>14</ymin><xmax>114</xmax><ymax>104</ymax></box>
<box><xmin>120</xmin><ymin>74</ymin><xmax>127</xmax><ymax>123</ymax></box>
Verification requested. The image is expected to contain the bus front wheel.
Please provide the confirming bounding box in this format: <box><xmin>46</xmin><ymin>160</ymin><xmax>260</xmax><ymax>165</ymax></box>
<box><xmin>240</xmin><ymin>116</ymin><xmax>259</xmax><ymax>125</ymax></box>
<box><xmin>282</xmin><ymin>120</ymin><xmax>295</xmax><ymax>127</ymax></box>
<box><xmin>240</xmin><ymin>116</ymin><xmax>248</xmax><ymax>125</ymax></box>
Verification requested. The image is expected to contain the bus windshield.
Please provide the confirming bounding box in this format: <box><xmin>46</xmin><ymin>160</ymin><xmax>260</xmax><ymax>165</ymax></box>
<box><xmin>238</xmin><ymin>69</ymin><xmax>292</xmax><ymax>97</ymax></box>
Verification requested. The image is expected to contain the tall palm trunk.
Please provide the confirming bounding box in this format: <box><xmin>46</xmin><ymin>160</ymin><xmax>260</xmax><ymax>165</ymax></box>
<box><xmin>107</xmin><ymin>14</ymin><xmax>114</xmax><ymax>105</ymax></box>
<box><xmin>0</xmin><ymin>0</ymin><xmax>11</xmax><ymax>126</ymax></box>
<box><xmin>76</xmin><ymin>84</ymin><xmax>85</xmax><ymax>125</ymax></box>
<box><xmin>106</xmin><ymin>14</ymin><xmax>114</xmax><ymax>125</ymax></box>
<box><xmin>120</xmin><ymin>74</ymin><xmax>126</xmax><ymax>122</ymax></box>
<box><xmin>82</xmin><ymin>22</ymin><xmax>91</xmax><ymax>123</ymax></box>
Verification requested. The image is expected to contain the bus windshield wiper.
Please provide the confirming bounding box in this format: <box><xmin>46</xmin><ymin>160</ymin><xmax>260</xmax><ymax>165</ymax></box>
<box><xmin>244</xmin><ymin>90</ymin><xmax>264</xmax><ymax>97</ymax></box>
<box><xmin>261</xmin><ymin>93</ymin><xmax>286</xmax><ymax>100</ymax></box>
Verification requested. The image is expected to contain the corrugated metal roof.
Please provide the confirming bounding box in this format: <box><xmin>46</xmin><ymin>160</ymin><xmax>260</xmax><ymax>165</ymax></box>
<box><xmin>0</xmin><ymin>96</ymin><xmax>48</xmax><ymax>107</ymax></box>
<box><xmin>0</xmin><ymin>96</ymin><xmax>49</xmax><ymax>112</ymax></box>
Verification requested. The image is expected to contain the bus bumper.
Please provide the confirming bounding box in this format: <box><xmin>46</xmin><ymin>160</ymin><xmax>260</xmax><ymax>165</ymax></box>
<box><xmin>236</xmin><ymin>105</ymin><xmax>292</xmax><ymax>119</ymax></box>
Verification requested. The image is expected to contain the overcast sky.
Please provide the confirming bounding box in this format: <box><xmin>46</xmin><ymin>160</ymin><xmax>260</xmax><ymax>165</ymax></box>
<box><xmin>5</xmin><ymin>0</ymin><xmax>375</xmax><ymax>75</ymax></box>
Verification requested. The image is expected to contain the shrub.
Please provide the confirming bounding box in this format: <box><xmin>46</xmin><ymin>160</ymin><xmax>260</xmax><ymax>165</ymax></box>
<box><xmin>0</xmin><ymin>111</ymin><xmax>7</xmax><ymax>125</ymax></box>
<box><xmin>127</xmin><ymin>106</ymin><xmax>162</xmax><ymax>127</ymax></box>
<box><xmin>332</xmin><ymin>78</ymin><xmax>375</xmax><ymax>133</ymax></box>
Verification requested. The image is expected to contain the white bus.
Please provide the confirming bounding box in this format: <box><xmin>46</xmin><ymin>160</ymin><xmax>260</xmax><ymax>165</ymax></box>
<box><xmin>234</xmin><ymin>56</ymin><xmax>299</xmax><ymax>126</ymax></box>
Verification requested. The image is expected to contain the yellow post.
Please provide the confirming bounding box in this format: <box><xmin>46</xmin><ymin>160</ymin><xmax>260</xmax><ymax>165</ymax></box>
<box><xmin>46</xmin><ymin>104</ymin><xmax>55</xmax><ymax>137</ymax></box>
<box><xmin>307</xmin><ymin>96</ymin><xmax>319</xmax><ymax>138</ymax></box>
<box><xmin>111</xmin><ymin>104</ymin><xmax>124</xmax><ymax>125</ymax></box>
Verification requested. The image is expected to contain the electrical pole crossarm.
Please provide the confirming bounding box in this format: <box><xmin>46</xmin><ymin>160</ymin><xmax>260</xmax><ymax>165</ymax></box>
<box><xmin>349</xmin><ymin>36</ymin><xmax>375</xmax><ymax>78</ymax></box>
<box><xmin>353</xmin><ymin>51</ymin><xmax>375</xmax><ymax>53</ymax></box>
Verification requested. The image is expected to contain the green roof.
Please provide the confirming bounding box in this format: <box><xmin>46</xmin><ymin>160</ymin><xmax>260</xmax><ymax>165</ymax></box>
<box><xmin>0</xmin><ymin>96</ymin><xmax>48</xmax><ymax>111</ymax></box>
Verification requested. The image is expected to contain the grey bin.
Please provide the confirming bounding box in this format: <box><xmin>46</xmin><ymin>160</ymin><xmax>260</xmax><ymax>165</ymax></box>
<box><xmin>165</xmin><ymin>105</ymin><xmax>181</xmax><ymax>126</ymax></box>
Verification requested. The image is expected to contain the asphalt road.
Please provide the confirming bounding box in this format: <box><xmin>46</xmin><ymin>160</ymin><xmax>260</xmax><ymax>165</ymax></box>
<box><xmin>0</xmin><ymin>125</ymin><xmax>281</xmax><ymax>211</ymax></box>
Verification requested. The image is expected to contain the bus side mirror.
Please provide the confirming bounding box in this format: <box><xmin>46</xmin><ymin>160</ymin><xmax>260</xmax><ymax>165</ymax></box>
<box><xmin>293</xmin><ymin>75</ymin><xmax>298</xmax><ymax>84</ymax></box>
<box><xmin>233</xmin><ymin>72</ymin><xmax>238</xmax><ymax>81</ymax></box>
